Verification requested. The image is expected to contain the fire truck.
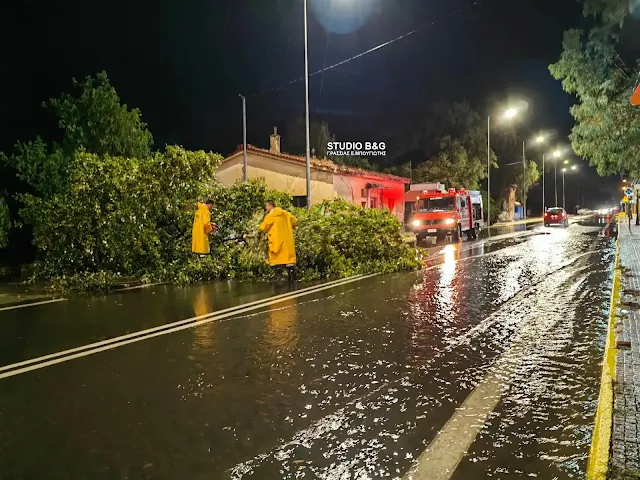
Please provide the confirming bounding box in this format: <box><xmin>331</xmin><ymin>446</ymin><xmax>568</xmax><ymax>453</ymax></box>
<box><xmin>405</xmin><ymin>183</ymin><xmax>484</xmax><ymax>243</ymax></box>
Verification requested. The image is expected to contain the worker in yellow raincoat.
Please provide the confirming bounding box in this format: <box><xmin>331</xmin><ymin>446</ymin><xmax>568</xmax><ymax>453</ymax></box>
<box><xmin>259</xmin><ymin>200</ymin><xmax>297</xmax><ymax>281</ymax></box>
<box><xmin>192</xmin><ymin>199</ymin><xmax>215</xmax><ymax>258</ymax></box>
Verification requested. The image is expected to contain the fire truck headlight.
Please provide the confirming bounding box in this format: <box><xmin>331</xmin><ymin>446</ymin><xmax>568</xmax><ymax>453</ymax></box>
<box><xmin>445</xmin><ymin>218</ymin><xmax>455</xmax><ymax>225</ymax></box>
<box><xmin>412</xmin><ymin>220</ymin><xmax>421</xmax><ymax>227</ymax></box>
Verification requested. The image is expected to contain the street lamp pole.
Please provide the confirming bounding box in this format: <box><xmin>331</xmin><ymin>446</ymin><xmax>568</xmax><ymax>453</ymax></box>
<box><xmin>542</xmin><ymin>153</ymin><xmax>545</xmax><ymax>213</ymax></box>
<box><xmin>555</xmin><ymin>162</ymin><xmax>558</xmax><ymax>207</ymax></box>
<box><xmin>487</xmin><ymin>116</ymin><xmax>491</xmax><ymax>229</ymax></box>
<box><xmin>523</xmin><ymin>140</ymin><xmax>527</xmax><ymax>221</ymax></box>
<box><xmin>303</xmin><ymin>0</ymin><xmax>312</xmax><ymax>210</ymax></box>
<box><xmin>562</xmin><ymin>169</ymin><xmax>566</xmax><ymax>210</ymax></box>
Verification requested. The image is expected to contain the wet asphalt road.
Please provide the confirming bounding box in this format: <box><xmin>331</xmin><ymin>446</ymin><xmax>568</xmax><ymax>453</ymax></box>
<box><xmin>0</xmin><ymin>218</ymin><xmax>616</xmax><ymax>479</ymax></box>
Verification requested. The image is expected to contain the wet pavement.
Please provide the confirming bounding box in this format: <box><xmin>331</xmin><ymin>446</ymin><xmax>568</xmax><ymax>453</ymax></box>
<box><xmin>612</xmin><ymin>220</ymin><xmax>640</xmax><ymax>478</ymax></box>
<box><xmin>0</xmin><ymin>219</ymin><xmax>616</xmax><ymax>479</ymax></box>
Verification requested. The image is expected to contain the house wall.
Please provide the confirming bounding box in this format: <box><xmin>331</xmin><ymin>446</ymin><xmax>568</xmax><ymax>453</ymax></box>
<box><xmin>334</xmin><ymin>173</ymin><xmax>406</xmax><ymax>222</ymax></box>
<box><xmin>217</xmin><ymin>153</ymin><xmax>406</xmax><ymax>219</ymax></box>
<box><xmin>216</xmin><ymin>153</ymin><xmax>336</xmax><ymax>205</ymax></box>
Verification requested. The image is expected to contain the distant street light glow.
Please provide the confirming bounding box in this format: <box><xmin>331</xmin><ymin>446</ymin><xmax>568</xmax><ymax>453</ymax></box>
<box><xmin>503</xmin><ymin>108</ymin><xmax>518</xmax><ymax>119</ymax></box>
<box><xmin>535</xmin><ymin>136</ymin><xmax>545</xmax><ymax>143</ymax></box>
<box><xmin>553</xmin><ymin>150</ymin><xmax>562</xmax><ymax>158</ymax></box>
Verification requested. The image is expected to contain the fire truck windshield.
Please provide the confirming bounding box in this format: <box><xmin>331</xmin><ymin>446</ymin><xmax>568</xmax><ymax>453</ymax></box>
<box><xmin>418</xmin><ymin>197</ymin><xmax>455</xmax><ymax>212</ymax></box>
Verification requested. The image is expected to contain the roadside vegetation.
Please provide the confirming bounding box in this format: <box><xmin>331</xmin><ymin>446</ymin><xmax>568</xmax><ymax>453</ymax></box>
<box><xmin>0</xmin><ymin>73</ymin><xmax>420</xmax><ymax>294</ymax></box>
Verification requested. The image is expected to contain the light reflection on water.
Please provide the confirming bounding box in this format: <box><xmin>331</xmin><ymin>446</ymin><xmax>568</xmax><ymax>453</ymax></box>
<box><xmin>226</xmin><ymin>227</ymin><xmax>613</xmax><ymax>479</ymax></box>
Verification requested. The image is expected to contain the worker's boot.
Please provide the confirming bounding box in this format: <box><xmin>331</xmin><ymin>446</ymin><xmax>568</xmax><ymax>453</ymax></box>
<box><xmin>271</xmin><ymin>266</ymin><xmax>281</xmax><ymax>281</ymax></box>
<box><xmin>286</xmin><ymin>265</ymin><xmax>295</xmax><ymax>283</ymax></box>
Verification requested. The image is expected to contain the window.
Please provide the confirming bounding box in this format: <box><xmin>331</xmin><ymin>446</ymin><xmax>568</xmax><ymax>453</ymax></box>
<box><xmin>361</xmin><ymin>201</ymin><xmax>366</xmax><ymax>208</ymax></box>
<box><xmin>417</xmin><ymin>197</ymin><xmax>455</xmax><ymax>212</ymax></box>
<box><xmin>370</xmin><ymin>197</ymin><xmax>378</xmax><ymax>209</ymax></box>
<box><xmin>292</xmin><ymin>196</ymin><xmax>307</xmax><ymax>208</ymax></box>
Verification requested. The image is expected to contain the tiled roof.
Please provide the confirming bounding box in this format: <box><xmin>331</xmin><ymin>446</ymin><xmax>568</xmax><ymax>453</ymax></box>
<box><xmin>226</xmin><ymin>145</ymin><xmax>410</xmax><ymax>183</ymax></box>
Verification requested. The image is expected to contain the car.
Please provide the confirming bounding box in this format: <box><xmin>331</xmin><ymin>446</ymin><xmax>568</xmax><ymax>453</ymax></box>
<box><xmin>544</xmin><ymin>207</ymin><xmax>569</xmax><ymax>227</ymax></box>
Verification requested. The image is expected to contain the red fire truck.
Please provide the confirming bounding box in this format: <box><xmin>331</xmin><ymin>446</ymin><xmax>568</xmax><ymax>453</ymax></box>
<box><xmin>405</xmin><ymin>184</ymin><xmax>484</xmax><ymax>243</ymax></box>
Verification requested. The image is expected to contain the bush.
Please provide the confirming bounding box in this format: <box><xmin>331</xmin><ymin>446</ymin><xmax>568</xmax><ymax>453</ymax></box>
<box><xmin>19</xmin><ymin>146</ymin><xmax>222</xmax><ymax>279</ymax></box>
<box><xmin>19</xmin><ymin>154</ymin><xmax>420</xmax><ymax>293</ymax></box>
<box><xmin>0</xmin><ymin>196</ymin><xmax>9</xmax><ymax>249</ymax></box>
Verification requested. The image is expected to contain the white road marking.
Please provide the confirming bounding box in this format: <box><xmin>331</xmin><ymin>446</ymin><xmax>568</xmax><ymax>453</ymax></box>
<box><xmin>0</xmin><ymin>274</ymin><xmax>380</xmax><ymax>379</ymax></box>
<box><xmin>0</xmin><ymin>297</ymin><xmax>67</xmax><ymax>312</ymax></box>
<box><xmin>402</xmin><ymin>248</ymin><xmax>598</xmax><ymax>479</ymax></box>
<box><xmin>0</xmin><ymin>275</ymin><xmax>365</xmax><ymax>373</ymax></box>
<box><xmin>0</xmin><ymin>235</ymin><xmax>554</xmax><ymax>378</ymax></box>
<box><xmin>402</xmin><ymin>370</ymin><xmax>504</xmax><ymax>480</ymax></box>
<box><xmin>228</xmin><ymin>252</ymin><xmax>595</xmax><ymax>477</ymax></box>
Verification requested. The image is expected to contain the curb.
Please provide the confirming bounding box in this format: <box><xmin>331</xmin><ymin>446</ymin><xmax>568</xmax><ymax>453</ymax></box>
<box><xmin>586</xmin><ymin>224</ymin><xmax>621</xmax><ymax>479</ymax></box>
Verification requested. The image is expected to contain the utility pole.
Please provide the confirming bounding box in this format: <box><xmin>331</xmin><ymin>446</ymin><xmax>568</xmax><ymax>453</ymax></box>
<box><xmin>555</xmin><ymin>163</ymin><xmax>558</xmax><ymax>207</ymax></box>
<box><xmin>487</xmin><ymin>116</ymin><xmax>491</xmax><ymax>229</ymax></box>
<box><xmin>542</xmin><ymin>153</ymin><xmax>545</xmax><ymax>214</ymax></box>
<box><xmin>523</xmin><ymin>140</ymin><xmax>527</xmax><ymax>221</ymax></box>
<box><xmin>303</xmin><ymin>0</ymin><xmax>312</xmax><ymax>210</ymax></box>
<box><xmin>239</xmin><ymin>94</ymin><xmax>247</xmax><ymax>182</ymax></box>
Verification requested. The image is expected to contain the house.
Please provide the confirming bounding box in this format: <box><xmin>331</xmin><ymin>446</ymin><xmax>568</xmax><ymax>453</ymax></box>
<box><xmin>216</xmin><ymin>128</ymin><xmax>410</xmax><ymax>221</ymax></box>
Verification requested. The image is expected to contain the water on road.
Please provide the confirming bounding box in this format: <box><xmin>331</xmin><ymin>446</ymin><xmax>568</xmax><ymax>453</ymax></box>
<box><xmin>0</xmin><ymin>221</ymin><xmax>615</xmax><ymax>479</ymax></box>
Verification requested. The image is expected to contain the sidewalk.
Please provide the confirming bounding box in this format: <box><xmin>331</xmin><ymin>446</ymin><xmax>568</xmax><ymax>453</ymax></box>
<box><xmin>610</xmin><ymin>222</ymin><xmax>640</xmax><ymax>479</ymax></box>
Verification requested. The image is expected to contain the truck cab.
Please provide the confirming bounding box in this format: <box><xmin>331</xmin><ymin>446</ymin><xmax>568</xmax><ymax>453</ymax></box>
<box><xmin>405</xmin><ymin>185</ymin><xmax>483</xmax><ymax>243</ymax></box>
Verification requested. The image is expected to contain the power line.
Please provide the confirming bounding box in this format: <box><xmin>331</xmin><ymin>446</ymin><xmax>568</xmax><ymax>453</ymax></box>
<box><xmin>248</xmin><ymin>1</ymin><xmax>484</xmax><ymax>99</ymax></box>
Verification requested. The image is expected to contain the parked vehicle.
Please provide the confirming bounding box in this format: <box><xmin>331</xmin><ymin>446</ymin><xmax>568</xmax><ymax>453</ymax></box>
<box><xmin>405</xmin><ymin>185</ymin><xmax>483</xmax><ymax>243</ymax></box>
<box><xmin>544</xmin><ymin>207</ymin><xmax>568</xmax><ymax>227</ymax></box>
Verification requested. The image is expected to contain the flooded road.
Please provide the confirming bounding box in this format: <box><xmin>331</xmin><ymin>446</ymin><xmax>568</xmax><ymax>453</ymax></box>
<box><xmin>0</xmin><ymin>220</ymin><xmax>615</xmax><ymax>479</ymax></box>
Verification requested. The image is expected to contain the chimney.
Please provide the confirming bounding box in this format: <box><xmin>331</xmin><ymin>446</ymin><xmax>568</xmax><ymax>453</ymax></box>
<box><xmin>270</xmin><ymin>127</ymin><xmax>281</xmax><ymax>154</ymax></box>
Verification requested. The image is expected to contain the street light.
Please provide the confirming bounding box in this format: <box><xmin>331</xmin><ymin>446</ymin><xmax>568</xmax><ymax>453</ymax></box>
<box><xmin>531</xmin><ymin>135</ymin><xmax>548</xmax><ymax>213</ymax></box>
<box><xmin>550</xmin><ymin>149</ymin><xmax>562</xmax><ymax>206</ymax></box>
<box><xmin>487</xmin><ymin>105</ymin><xmax>524</xmax><ymax>229</ymax></box>
<box><xmin>562</xmin><ymin>165</ymin><xmax>578</xmax><ymax>211</ymax></box>
<box><xmin>303</xmin><ymin>0</ymin><xmax>312</xmax><ymax>209</ymax></box>
<box><xmin>497</xmin><ymin>106</ymin><xmax>528</xmax><ymax>220</ymax></box>
<box><xmin>504</xmin><ymin>108</ymin><xmax>518</xmax><ymax>119</ymax></box>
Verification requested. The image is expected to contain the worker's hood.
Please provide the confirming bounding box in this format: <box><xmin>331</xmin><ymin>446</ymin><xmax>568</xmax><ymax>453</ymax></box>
<box><xmin>197</xmin><ymin>202</ymin><xmax>209</xmax><ymax>211</ymax></box>
<box><xmin>268</xmin><ymin>207</ymin><xmax>285</xmax><ymax>217</ymax></box>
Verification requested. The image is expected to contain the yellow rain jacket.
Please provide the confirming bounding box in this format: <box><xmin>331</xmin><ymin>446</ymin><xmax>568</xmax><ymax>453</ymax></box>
<box><xmin>192</xmin><ymin>202</ymin><xmax>213</xmax><ymax>254</ymax></box>
<box><xmin>259</xmin><ymin>207</ymin><xmax>297</xmax><ymax>266</ymax></box>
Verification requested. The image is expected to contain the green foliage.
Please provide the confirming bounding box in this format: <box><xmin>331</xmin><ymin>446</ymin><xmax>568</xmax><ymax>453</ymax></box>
<box><xmin>1</xmin><ymin>72</ymin><xmax>153</xmax><ymax>200</ymax></box>
<box><xmin>20</xmin><ymin>146</ymin><xmax>222</xmax><ymax>278</ymax></box>
<box><xmin>49</xmin><ymin>271</ymin><xmax>126</xmax><ymax>295</ymax></box>
<box><xmin>549</xmin><ymin>2</ymin><xmax>640</xmax><ymax>176</ymax></box>
<box><xmin>47</xmin><ymin>71</ymin><xmax>153</xmax><ymax>159</ymax></box>
<box><xmin>0</xmin><ymin>138</ymin><xmax>71</xmax><ymax>199</ymax></box>
<box><xmin>480</xmin><ymin>190</ymin><xmax>500</xmax><ymax>224</ymax></box>
<box><xmin>1</xmin><ymin>74</ymin><xmax>420</xmax><ymax>294</ymax></box>
<box><xmin>285</xmin><ymin>118</ymin><xmax>333</xmax><ymax>158</ymax></box>
<box><xmin>390</xmin><ymin>101</ymin><xmax>497</xmax><ymax>188</ymax></box>
<box><xmin>514</xmin><ymin>160</ymin><xmax>540</xmax><ymax>194</ymax></box>
<box><xmin>582</xmin><ymin>0</ymin><xmax>634</xmax><ymax>27</ymax></box>
<box><xmin>210</xmin><ymin>179</ymin><xmax>292</xmax><ymax>242</ymax></box>
<box><xmin>293</xmin><ymin>200</ymin><xmax>422</xmax><ymax>279</ymax></box>
<box><xmin>0</xmin><ymin>196</ymin><xmax>9</xmax><ymax>249</ymax></box>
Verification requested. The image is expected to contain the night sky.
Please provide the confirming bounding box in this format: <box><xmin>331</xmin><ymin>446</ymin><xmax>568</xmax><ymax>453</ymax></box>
<box><xmin>0</xmin><ymin>0</ymin><xmax>623</xmax><ymax>207</ymax></box>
